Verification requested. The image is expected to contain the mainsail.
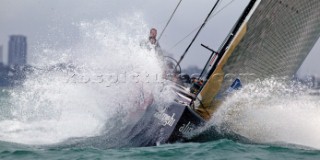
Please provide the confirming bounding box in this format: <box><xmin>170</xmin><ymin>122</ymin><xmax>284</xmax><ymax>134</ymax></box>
<box><xmin>195</xmin><ymin>0</ymin><xmax>320</xmax><ymax>120</ymax></box>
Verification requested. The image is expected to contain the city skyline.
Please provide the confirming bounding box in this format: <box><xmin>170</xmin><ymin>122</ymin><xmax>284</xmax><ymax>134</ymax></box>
<box><xmin>0</xmin><ymin>35</ymin><xmax>28</xmax><ymax>66</ymax></box>
<box><xmin>8</xmin><ymin>35</ymin><xmax>27</xmax><ymax>65</ymax></box>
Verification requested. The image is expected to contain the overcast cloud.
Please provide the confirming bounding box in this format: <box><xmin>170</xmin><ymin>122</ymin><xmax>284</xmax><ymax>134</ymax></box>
<box><xmin>0</xmin><ymin>0</ymin><xmax>319</xmax><ymax>77</ymax></box>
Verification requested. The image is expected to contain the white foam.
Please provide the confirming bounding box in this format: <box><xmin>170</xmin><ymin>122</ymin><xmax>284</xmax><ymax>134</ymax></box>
<box><xmin>210</xmin><ymin>78</ymin><xmax>320</xmax><ymax>149</ymax></box>
<box><xmin>0</xmin><ymin>14</ymin><xmax>171</xmax><ymax>145</ymax></box>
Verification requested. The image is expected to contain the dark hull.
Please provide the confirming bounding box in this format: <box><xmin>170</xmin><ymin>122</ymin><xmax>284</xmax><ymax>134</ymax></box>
<box><xmin>125</xmin><ymin>101</ymin><xmax>205</xmax><ymax>147</ymax></box>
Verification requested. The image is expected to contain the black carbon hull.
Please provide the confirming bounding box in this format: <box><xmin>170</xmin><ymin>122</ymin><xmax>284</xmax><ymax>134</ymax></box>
<box><xmin>125</xmin><ymin>101</ymin><xmax>206</xmax><ymax>147</ymax></box>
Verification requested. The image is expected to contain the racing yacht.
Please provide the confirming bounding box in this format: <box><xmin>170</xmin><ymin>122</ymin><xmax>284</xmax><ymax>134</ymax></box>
<box><xmin>124</xmin><ymin>0</ymin><xmax>320</xmax><ymax>147</ymax></box>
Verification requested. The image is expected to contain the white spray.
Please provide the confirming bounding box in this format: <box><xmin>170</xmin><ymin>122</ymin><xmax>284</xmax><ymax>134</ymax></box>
<box><xmin>0</xmin><ymin>14</ymin><xmax>173</xmax><ymax>145</ymax></box>
<box><xmin>210</xmin><ymin>78</ymin><xmax>320</xmax><ymax>149</ymax></box>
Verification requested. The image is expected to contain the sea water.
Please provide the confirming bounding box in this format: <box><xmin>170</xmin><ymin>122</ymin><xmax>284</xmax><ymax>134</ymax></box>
<box><xmin>1</xmin><ymin>14</ymin><xmax>320</xmax><ymax>160</ymax></box>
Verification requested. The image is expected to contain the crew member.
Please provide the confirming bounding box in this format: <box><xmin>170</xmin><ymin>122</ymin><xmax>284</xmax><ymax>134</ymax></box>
<box><xmin>141</xmin><ymin>28</ymin><xmax>163</xmax><ymax>56</ymax></box>
<box><xmin>149</xmin><ymin>28</ymin><xmax>159</xmax><ymax>46</ymax></box>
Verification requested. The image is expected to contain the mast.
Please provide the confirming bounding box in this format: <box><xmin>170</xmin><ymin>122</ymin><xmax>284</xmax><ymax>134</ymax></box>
<box><xmin>195</xmin><ymin>0</ymin><xmax>259</xmax><ymax>99</ymax></box>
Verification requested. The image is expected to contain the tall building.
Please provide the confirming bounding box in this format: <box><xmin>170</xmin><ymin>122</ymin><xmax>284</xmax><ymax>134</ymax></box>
<box><xmin>0</xmin><ymin>45</ymin><xmax>3</xmax><ymax>64</ymax></box>
<box><xmin>8</xmin><ymin>35</ymin><xmax>27</xmax><ymax>65</ymax></box>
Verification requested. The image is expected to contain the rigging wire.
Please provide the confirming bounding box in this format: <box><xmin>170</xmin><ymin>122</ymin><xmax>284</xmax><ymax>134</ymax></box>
<box><xmin>174</xmin><ymin>0</ymin><xmax>221</xmax><ymax>71</ymax></box>
<box><xmin>169</xmin><ymin>0</ymin><xmax>236</xmax><ymax>51</ymax></box>
<box><xmin>158</xmin><ymin>0</ymin><xmax>183</xmax><ymax>42</ymax></box>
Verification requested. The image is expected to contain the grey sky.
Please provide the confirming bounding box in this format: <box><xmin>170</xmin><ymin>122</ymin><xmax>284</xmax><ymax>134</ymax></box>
<box><xmin>0</xmin><ymin>0</ymin><xmax>319</xmax><ymax>77</ymax></box>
